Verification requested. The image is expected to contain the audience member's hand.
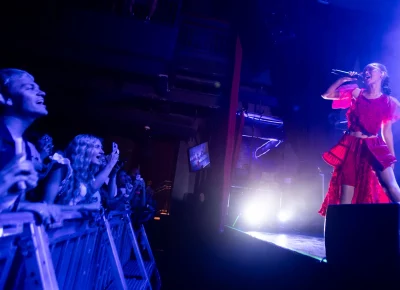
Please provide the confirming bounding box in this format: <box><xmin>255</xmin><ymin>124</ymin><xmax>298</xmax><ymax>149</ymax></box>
<box><xmin>126</xmin><ymin>183</ymin><xmax>134</xmax><ymax>194</ymax></box>
<box><xmin>80</xmin><ymin>202</ymin><xmax>102</xmax><ymax>211</ymax></box>
<box><xmin>32</xmin><ymin>156</ymin><xmax>43</xmax><ymax>172</ymax></box>
<box><xmin>106</xmin><ymin>150</ymin><xmax>119</xmax><ymax>169</ymax></box>
<box><xmin>0</xmin><ymin>155</ymin><xmax>38</xmax><ymax>197</ymax></box>
<box><xmin>47</xmin><ymin>204</ymin><xmax>62</xmax><ymax>223</ymax></box>
<box><xmin>18</xmin><ymin>202</ymin><xmax>62</xmax><ymax>224</ymax></box>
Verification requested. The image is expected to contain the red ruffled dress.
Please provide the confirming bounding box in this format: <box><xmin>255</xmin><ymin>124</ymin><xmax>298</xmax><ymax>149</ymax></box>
<box><xmin>319</xmin><ymin>85</ymin><xmax>399</xmax><ymax>216</ymax></box>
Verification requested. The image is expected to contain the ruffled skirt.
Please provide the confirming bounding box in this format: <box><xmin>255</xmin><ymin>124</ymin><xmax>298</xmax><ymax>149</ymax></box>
<box><xmin>319</xmin><ymin>134</ymin><xmax>396</xmax><ymax>216</ymax></box>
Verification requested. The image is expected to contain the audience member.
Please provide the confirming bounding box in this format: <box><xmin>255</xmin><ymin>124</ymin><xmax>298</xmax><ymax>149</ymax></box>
<box><xmin>35</xmin><ymin>134</ymin><xmax>54</xmax><ymax>163</ymax></box>
<box><xmin>107</xmin><ymin>169</ymin><xmax>134</xmax><ymax>210</ymax></box>
<box><xmin>145</xmin><ymin>180</ymin><xmax>156</xmax><ymax>210</ymax></box>
<box><xmin>43</xmin><ymin>134</ymin><xmax>108</xmax><ymax>210</ymax></box>
<box><xmin>130</xmin><ymin>168</ymin><xmax>146</xmax><ymax>208</ymax></box>
<box><xmin>26</xmin><ymin>133</ymin><xmax>56</xmax><ymax>180</ymax></box>
<box><xmin>0</xmin><ymin>68</ymin><xmax>47</xmax><ymax>211</ymax></box>
<box><xmin>0</xmin><ymin>67</ymin><xmax>160</xmax><ymax>227</ymax></box>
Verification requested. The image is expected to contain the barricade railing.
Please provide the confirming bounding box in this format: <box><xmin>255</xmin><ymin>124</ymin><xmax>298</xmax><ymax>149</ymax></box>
<box><xmin>107</xmin><ymin>210</ymin><xmax>161</xmax><ymax>290</ymax></box>
<box><xmin>0</xmin><ymin>208</ymin><xmax>161</xmax><ymax>290</ymax></box>
<box><xmin>0</xmin><ymin>212</ymin><xmax>58</xmax><ymax>290</ymax></box>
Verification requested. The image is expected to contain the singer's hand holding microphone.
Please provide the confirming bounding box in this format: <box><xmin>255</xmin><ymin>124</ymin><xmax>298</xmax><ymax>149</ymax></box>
<box><xmin>0</xmin><ymin>155</ymin><xmax>38</xmax><ymax>197</ymax></box>
<box><xmin>339</xmin><ymin>72</ymin><xmax>358</xmax><ymax>84</ymax></box>
<box><xmin>331</xmin><ymin>69</ymin><xmax>362</xmax><ymax>84</ymax></box>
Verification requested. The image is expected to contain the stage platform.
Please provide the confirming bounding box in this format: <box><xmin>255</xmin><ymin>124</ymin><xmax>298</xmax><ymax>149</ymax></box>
<box><xmin>220</xmin><ymin>226</ymin><xmax>328</xmax><ymax>289</ymax></box>
<box><xmin>222</xmin><ymin>223</ymin><xmax>397</xmax><ymax>289</ymax></box>
<box><xmin>225</xmin><ymin>226</ymin><xmax>326</xmax><ymax>262</ymax></box>
<box><xmin>246</xmin><ymin>231</ymin><xmax>326</xmax><ymax>261</ymax></box>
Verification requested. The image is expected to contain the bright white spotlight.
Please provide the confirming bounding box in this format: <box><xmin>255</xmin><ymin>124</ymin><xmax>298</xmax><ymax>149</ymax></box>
<box><xmin>277</xmin><ymin>210</ymin><xmax>292</xmax><ymax>223</ymax></box>
<box><xmin>243</xmin><ymin>202</ymin><xmax>266</xmax><ymax>225</ymax></box>
<box><xmin>276</xmin><ymin>234</ymin><xmax>288</xmax><ymax>247</ymax></box>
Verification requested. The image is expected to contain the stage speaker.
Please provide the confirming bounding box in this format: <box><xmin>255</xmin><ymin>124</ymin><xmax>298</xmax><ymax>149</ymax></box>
<box><xmin>325</xmin><ymin>204</ymin><xmax>400</xmax><ymax>273</ymax></box>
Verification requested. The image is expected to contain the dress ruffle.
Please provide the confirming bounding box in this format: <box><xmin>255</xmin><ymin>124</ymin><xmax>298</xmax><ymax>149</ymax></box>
<box><xmin>332</xmin><ymin>84</ymin><xmax>358</xmax><ymax>109</ymax></box>
<box><xmin>319</xmin><ymin>134</ymin><xmax>395</xmax><ymax>216</ymax></box>
<box><xmin>323</xmin><ymin>134</ymin><xmax>396</xmax><ymax>170</ymax></box>
<box><xmin>387</xmin><ymin>97</ymin><xmax>400</xmax><ymax>123</ymax></box>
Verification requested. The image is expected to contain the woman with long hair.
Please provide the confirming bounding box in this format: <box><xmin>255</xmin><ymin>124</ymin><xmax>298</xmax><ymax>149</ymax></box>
<box><xmin>44</xmin><ymin>134</ymin><xmax>109</xmax><ymax>208</ymax></box>
<box><xmin>319</xmin><ymin>63</ymin><xmax>400</xmax><ymax>215</ymax></box>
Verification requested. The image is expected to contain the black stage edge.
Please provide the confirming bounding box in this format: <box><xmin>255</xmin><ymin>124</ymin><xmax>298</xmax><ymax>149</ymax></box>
<box><xmin>224</xmin><ymin>226</ymin><xmax>399</xmax><ymax>289</ymax></box>
<box><xmin>222</xmin><ymin>226</ymin><xmax>328</xmax><ymax>289</ymax></box>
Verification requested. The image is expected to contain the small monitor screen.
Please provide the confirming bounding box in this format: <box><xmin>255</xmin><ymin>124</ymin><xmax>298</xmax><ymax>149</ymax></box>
<box><xmin>188</xmin><ymin>142</ymin><xmax>210</xmax><ymax>172</ymax></box>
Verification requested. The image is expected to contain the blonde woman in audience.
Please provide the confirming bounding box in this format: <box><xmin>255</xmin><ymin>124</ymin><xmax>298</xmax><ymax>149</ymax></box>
<box><xmin>44</xmin><ymin>134</ymin><xmax>118</xmax><ymax>210</ymax></box>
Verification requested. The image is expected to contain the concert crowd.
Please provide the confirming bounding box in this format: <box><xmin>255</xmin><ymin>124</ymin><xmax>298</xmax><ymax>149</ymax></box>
<box><xmin>0</xmin><ymin>68</ymin><xmax>156</xmax><ymax>223</ymax></box>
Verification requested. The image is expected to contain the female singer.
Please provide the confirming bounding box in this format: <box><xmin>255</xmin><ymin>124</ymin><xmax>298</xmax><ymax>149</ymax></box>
<box><xmin>319</xmin><ymin>63</ymin><xmax>400</xmax><ymax>215</ymax></box>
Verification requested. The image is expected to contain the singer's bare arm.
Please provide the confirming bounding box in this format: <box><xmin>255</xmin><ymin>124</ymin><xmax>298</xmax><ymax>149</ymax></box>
<box><xmin>321</xmin><ymin>77</ymin><xmax>360</xmax><ymax>100</ymax></box>
<box><xmin>384</xmin><ymin>97</ymin><xmax>400</xmax><ymax>158</ymax></box>
<box><xmin>390</xmin><ymin>96</ymin><xmax>400</xmax><ymax>107</ymax></box>
<box><xmin>382</xmin><ymin>121</ymin><xmax>395</xmax><ymax>157</ymax></box>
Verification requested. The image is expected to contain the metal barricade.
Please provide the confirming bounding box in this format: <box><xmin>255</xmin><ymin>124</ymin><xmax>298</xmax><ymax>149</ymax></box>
<box><xmin>0</xmin><ymin>209</ymin><xmax>161</xmax><ymax>289</ymax></box>
<box><xmin>108</xmin><ymin>211</ymin><xmax>151</xmax><ymax>290</ymax></box>
<box><xmin>0</xmin><ymin>212</ymin><xmax>58</xmax><ymax>290</ymax></box>
<box><xmin>135</xmin><ymin>223</ymin><xmax>161</xmax><ymax>290</ymax></box>
<box><xmin>47</xmin><ymin>211</ymin><xmax>128</xmax><ymax>290</ymax></box>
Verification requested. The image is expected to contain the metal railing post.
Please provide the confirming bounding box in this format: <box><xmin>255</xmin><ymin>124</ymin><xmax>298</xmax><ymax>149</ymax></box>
<box><xmin>125</xmin><ymin>213</ymin><xmax>151</xmax><ymax>289</ymax></box>
<box><xmin>25</xmin><ymin>223</ymin><xmax>59</xmax><ymax>290</ymax></box>
<box><xmin>102</xmin><ymin>215</ymin><xmax>128</xmax><ymax>290</ymax></box>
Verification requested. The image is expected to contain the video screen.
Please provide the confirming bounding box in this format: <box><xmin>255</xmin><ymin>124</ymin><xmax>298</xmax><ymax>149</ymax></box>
<box><xmin>188</xmin><ymin>142</ymin><xmax>210</xmax><ymax>172</ymax></box>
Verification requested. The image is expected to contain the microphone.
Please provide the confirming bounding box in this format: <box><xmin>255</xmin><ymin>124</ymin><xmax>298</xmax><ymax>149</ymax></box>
<box><xmin>331</xmin><ymin>69</ymin><xmax>364</xmax><ymax>80</ymax></box>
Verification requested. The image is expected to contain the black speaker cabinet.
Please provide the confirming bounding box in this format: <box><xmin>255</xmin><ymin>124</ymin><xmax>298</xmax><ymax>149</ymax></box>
<box><xmin>325</xmin><ymin>204</ymin><xmax>400</xmax><ymax>276</ymax></box>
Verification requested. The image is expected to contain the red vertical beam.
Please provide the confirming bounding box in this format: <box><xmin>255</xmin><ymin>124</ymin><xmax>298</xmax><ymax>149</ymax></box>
<box><xmin>219</xmin><ymin>36</ymin><xmax>242</xmax><ymax>231</ymax></box>
<box><xmin>233</xmin><ymin>111</ymin><xmax>245</xmax><ymax>168</ymax></box>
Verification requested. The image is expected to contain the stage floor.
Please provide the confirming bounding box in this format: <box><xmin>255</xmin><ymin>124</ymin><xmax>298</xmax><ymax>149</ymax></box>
<box><xmin>246</xmin><ymin>231</ymin><xmax>326</xmax><ymax>261</ymax></box>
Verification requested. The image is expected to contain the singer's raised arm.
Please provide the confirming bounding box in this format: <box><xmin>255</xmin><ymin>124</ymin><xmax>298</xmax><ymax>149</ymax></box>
<box><xmin>321</xmin><ymin>77</ymin><xmax>359</xmax><ymax>100</ymax></box>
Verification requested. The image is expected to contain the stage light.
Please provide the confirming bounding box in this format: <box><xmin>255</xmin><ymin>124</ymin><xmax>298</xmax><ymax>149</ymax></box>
<box><xmin>276</xmin><ymin>234</ymin><xmax>288</xmax><ymax>247</ymax></box>
<box><xmin>243</xmin><ymin>202</ymin><xmax>266</xmax><ymax>225</ymax></box>
<box><xmin>277</xmin><ymin>210</ymin><xmax>292</xmax><ymax>223</ymax></box>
